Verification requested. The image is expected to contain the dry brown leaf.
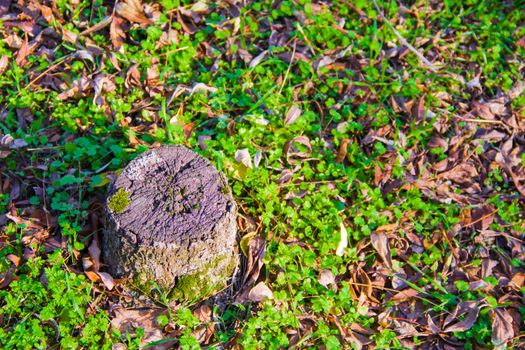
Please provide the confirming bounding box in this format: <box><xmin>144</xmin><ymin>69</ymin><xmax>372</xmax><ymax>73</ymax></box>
<box><xmin>62</xmin><ymin>29</ymin><xmax>78</xmax><ymax>44</ymax></box>
<box><xmin>111</xmin><ymin>307</ymin><xmax>164</xmax><ymax>346</ymax></box>
<box><xmin>56</xmin><ymin>77</ymin><xmax>92</xmax><ymax>101</ymax></box>
<box><xmin>443</xmin><ymin>302</ymin><xmax>479</xmax><ymax>333</ymax></box>
<box><xmin>284</xmin><ymin>105</ymin><xmax>302</xmax><ymax>126</ymax></box>
<box><xmin>85</xmin><ymin>270</ymin><xmax>100</xmax><ymax>283</ymax></box>
<box><xmin>318</xmin><ymin>269</ymin><xmax>335</xmax><ymax>288</ymax></box>
<box><xmin>370</xmin><ymin>232</ymin><xmax>392</xmax><ymax>269</ymax></box>
<box><xmin>0</xmin><ymin>56</ymin><xmax>8</xmax><ymax>75</ymax></box>
<box><xmin>88</xmin><ymin>237</ymin><xmax>101</xmax><ymax>272</ymax></box>
<box><xmin>0</xmin><ymin>267</ymin><xmax>15</xmax><ymax>289</ymax></box>
<box><xmin>284</xmin><ymin>136</ymin><xmax>312</xmax><ymax>163</ymax></box>
<box><xmin>125</xmin><ymin>64</ymin><xmax>141</xmax><ymax>88</ymax></box>
<box><xmin>248</xmin><ymin>281</ymin><xmax>274</xmax><ymax>302</ymax></box>
<box><xmin>15</xmin><ymin>34</ymin><xmax>29</xmax><ymax>66</ymax></box>
<box><xmin>6</xmin><ymin>254</ymin><xmax>20</xmax><ymax>267</ymax></box>
<box><xmin>115</xmin><ymin>0</ymin><xmax>151</xmax><ymax>25</ymax></box>
<box><xmin>96</xmin><ymin>271</ymin><xmax>115</xmax><ymax>290</ymax></box>
<box><xmin>235</xmin><ymin>148</ymin><xmax>252</xmax><ymax>169</ymax></box>
<box><xmin>490</xmin><ymin>308</ymin><xmax>514</xmax><ymax>347</ymax></box>
<box><xmin>38</xmin><ymin>4</ymin><xmax>53</xmax><ymax>22</ymax></box>
<box><xmin>0</xmin><ymin>0</ymin><xmax>11</xmax><ymax>16</ymax></box>
<box><xmin>390</xmin><ymin>288</ymin><xmax>419</xmax><ymax>302</ymax></box>
<box><xmin>110</xmin><ymin>15</ymin><xmax>126</xmax><ymax>51</ymax></box>
<box><xmin>470</xmin><ymin>205</ymin><xmax>495</xmax><ymax>231</ymax></box>
<box><xmin>5</xmin><ymin>213</ymin><xmax>42</xmax><ymax>230</ymax></box>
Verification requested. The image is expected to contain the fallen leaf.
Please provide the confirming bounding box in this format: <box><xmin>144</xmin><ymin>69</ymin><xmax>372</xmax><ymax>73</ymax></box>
<box><xmin>0</xmin><ymin>267</ymin><xmax>15</xmax><ymax>288</ymax></box>
<box><xmin>253</xmin><ymin>151</ymin><xmax>262</xmax><ymax>169</ymax></box>
<box><xmin>336</xmin><ymin>222</ymin><xmax>348</xmax><ymax>256</ymax></box>
<box><xmin>125</xmin><ymin>64</ymin><xmax>141</xmax><ymax>88</ymax></box>
<box><xmin>470</xmin><ymin>205</ymin><xmax>495</xmax><ymax>231</ymax></box>
<box><xmin>115</xmin><ymin>0</ymin><xmax>151</xmax><ymax>25</ymax></box>
<box><xmin>390</xmin><ymin>288</ymin><xmax>419</xmax><ymax>302</ymax></box>
<box><xmin>96</xmin><ymin>271</ymin><xmax>115</xmax><ymax>290</ymax></box>
<box><xmin>190</xmin><ymin>83</ymin><xmax>217</xmax><ymax>95</ymax></box>
<box><xmin>336</xmin><ymin>139</ymin><xmax>351</xmax><ymax>163</ymax></box>
<box><xmin>88</xmin><ymin>237</ymin><xmax>101</xmax><ymax>272</ymax></box>
<box><xmin>6</xmin><ymin>254</ymin><xmax>20</xmax><ymax>267</ymax></box>
<box><xmin>235</xmin><ymin>148</ymin><xmax>252</xmax><ymax>169</ymax></box>
<box><xmin>443</xmin><ymin>302</ymin><xmax>479</xmax><ymax>333</ymax></box>
<box><xmin>490</xmin><ymin>308</ymin><xmax>514</xmax><ymax>347</ymax></box>
<box><xmin>248</xmin><ymin>281</ymin><xmax>274</xmax><ymax>302</ymax></box>
<box><xmin>15</xmin><ymin>34</ymin><xmax>29</xmax><ymax>66</ymax></box>
<box><xmin>318</xmin><ymin>269</ymin><xmax>335</xmax><ymax>288</ymax></box>
<box><xmin>0</xmin><ymin>56</ymin><xmax>8</xmax><ymax>75</ymax></box>
<box><xmin>370</xmin><ymin>232</ymin><xmax>392</xmax><ymax>269</ymax></box>
<box><xmin>110</xmin><ymin>15</ymin><xmax>126</xmax><ymax>51</ymax></box>
<box><xmin>284</xmin><ymin>105</ymin><xmax>302</xmax><ymax>126</ymax></box>
<box><xmin>0</xmin><ymin>0</ymin><xmax>11</xmax><ymax>16</ymax></box>
<box><xmin>85</xmin><ymin>270</ymin><xmax>100</xmax><ymax>282</ymax></box>
<box><xmin>111</xmin><ymin>307</ymin><xmax>164</xmax><ymax>346</ymax></box>
<box><xmin>284</xmin><ymin>136</ymin><xmax>312</xmax><ymax>163</ymax></box>
<box><xmin>249</xmin><ymin>51</ymin><xmax>266</xmax><ymax>68</ymax></box>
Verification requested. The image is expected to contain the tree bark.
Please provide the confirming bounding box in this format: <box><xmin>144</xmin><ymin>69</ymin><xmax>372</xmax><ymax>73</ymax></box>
<box><xmin>102</xmin><ymin>145</ymin><xmax>237</xmax><ymax>300</ymax></box>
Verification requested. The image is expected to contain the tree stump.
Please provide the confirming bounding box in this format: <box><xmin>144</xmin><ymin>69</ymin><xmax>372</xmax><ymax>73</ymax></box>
<box><xmin>102</xmin><ymin>145</ymin><xmax>237</xmax><ymax>300</ymax></box>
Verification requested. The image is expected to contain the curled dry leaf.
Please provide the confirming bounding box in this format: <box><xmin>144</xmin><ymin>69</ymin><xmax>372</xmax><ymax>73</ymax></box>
<box><xmin>125</xmin><ymin>64</ymin><xmax>141</xmax><ymax>88</ymax></box>
<box><xmin>284</xmin><ymin>136</ymin><xmax>312</xmax><ymax>163</ymax></box>
<box><xmin>275</xmin><ymin>169</ymin><xmax>293</xmax><ymax>185</ymax></box>
<box><xmin>284</xmin><ymin>105</ymin><xmax>302</xmax><ymax>126</ymax></box>
<box><xmin>248</xmin><ymin>281</ymin><xmax>274</xmax><ymax>302</ymax></box>
<box><xmin>336</xmin><ymin>139</ymin><xmax>351</xmax><ymax>163</ymax></box>
<box><xmin>6</xmin><ymin>254</ymin><xmax>20</xmax><ymax>267</ymax></box>
<box><xmin>235</xmin><ymin>148</ymin><xmax>252</xmax><ymax>169</ymax></box>
<box><xmin>318</xmin><ymin>269</ymin><xmax>335</xmax><ymax>288</ymax></box>
<box><xmin>56</xmin><ymin>77</ymin><xmax>92</xmax><ymax>101</ymax></box>
<box><xmin>190</xmin><ymin>83</ymin><xmax>217</xmax><ymax>95</ymax></box>
<box><xmin>249</xmin><ymin>50</ymin><xmax>267</xmax><ymax>68</ymax></box>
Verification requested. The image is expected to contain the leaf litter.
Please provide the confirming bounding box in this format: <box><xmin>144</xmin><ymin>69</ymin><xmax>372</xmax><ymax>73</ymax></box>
<box><xmin>0</xmin><ymin>0</ymin><xmax>524</xmax><ymax>349</ymax></box>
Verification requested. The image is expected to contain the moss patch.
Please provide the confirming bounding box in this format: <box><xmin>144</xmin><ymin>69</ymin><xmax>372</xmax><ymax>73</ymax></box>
<box><xmin>108</xmin><ymin>188</ymin><xmax>130</xmax><ymax>214</ymax></box>
<box><xmin>170</xmin><ymin>254</ymin><xmax>237</xmax><ymax>301</ymax></box>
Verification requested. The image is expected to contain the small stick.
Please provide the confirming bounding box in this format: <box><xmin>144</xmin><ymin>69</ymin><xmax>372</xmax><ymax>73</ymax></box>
<box><xmin>278</xmin><ymin>40</ymin><xmax>297</xmax><ymax>95</ymax></box>
<box><xmin>372</xmin><ymin>0</ymin><xmax>439</xmax><ymax>72</ymax></box>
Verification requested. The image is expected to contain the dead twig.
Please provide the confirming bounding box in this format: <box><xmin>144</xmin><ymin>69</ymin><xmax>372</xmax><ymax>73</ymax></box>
<box><xmin>372</xmin><ymin>0</ymin><xmax>439</xmax><ymax>72</ymax></box>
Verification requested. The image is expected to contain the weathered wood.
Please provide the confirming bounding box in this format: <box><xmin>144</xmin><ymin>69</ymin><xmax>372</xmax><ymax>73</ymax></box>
<box><xmin>102</xmin><ymin>145</ymin><xmax>237</xmax><ymax>299</ymax></box>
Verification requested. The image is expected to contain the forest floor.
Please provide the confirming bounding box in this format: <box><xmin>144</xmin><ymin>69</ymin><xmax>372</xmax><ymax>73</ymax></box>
<box><xmin>0</xmin><ymin>0</ymin><xmax>524</xmax><ymax>349</ymax></box>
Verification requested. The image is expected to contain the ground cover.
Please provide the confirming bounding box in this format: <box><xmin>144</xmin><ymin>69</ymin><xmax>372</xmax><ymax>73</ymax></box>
<box><xmin>0</xmin><ymin>0</ymin><xmax>524</xmax><ymax>349</ymax></box>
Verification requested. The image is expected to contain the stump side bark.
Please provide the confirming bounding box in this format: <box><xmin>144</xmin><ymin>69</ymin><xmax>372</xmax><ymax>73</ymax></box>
<box><xmin>102</xmin><ymin>145</ymin><xmax>237</xmax><ymax>299</ymax></box>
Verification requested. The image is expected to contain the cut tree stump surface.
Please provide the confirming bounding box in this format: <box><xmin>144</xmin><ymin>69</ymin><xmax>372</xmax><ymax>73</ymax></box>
<box><xmin>102</xmin><ymin>145</ymin><xmax>237</xmax><ymax>299</ymax></box>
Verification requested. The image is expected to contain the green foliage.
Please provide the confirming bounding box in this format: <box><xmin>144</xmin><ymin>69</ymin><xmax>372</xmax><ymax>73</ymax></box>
<box><xmin>0</xmin><ymin>0</ymin><xmax>524</xmax><ymax>348</ymax></box>
<box><xmin>0</xmin><ymin>251</ymin><xmax>110</xmax><ymax>349</ymax></box>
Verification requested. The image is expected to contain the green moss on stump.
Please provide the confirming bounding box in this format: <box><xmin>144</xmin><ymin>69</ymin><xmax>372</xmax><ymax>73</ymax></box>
<box><xmin>170</xmin><ymin>254</ymin><xmax>237</xmax><ymax>301</ymax></box>
<box><xmin>108</xmin><ymin>188</ymin><xmax>130</xmax><ymax>214</ymax></box>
